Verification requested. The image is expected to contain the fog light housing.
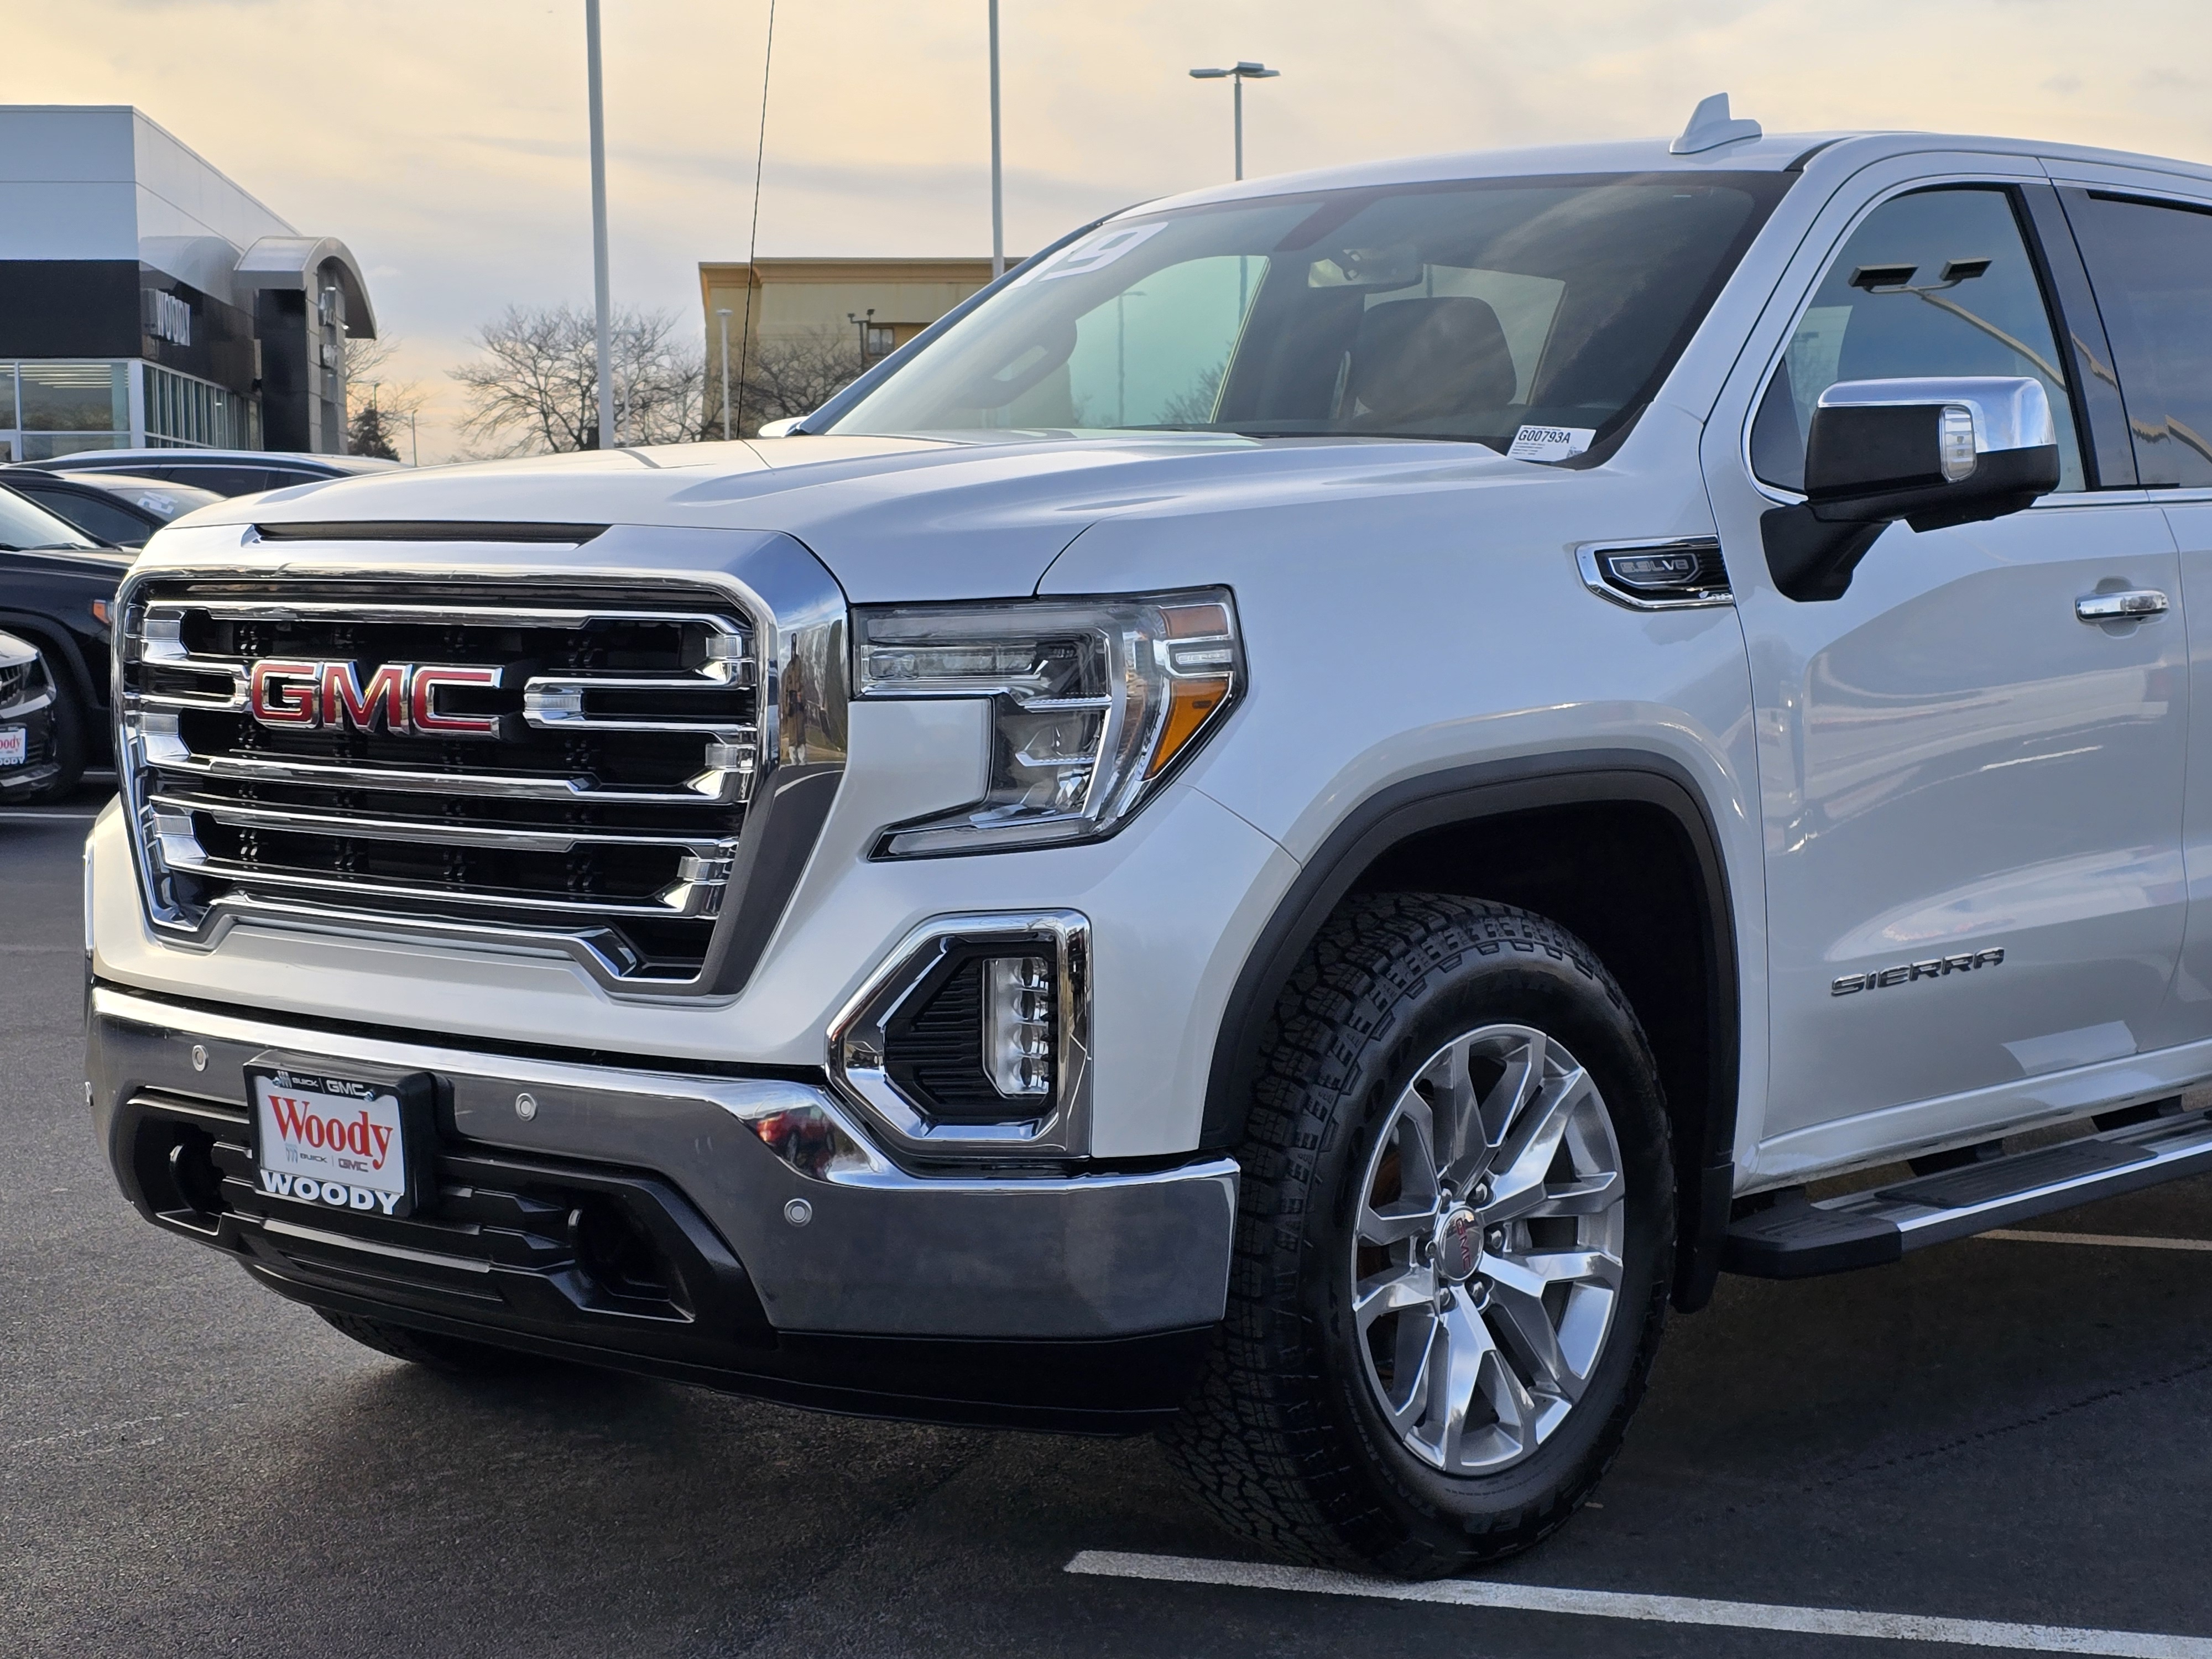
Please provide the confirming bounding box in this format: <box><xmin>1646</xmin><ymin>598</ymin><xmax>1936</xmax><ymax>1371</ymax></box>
<box><xmin>829</xmin><ymin>911</ymin><xmax>1093</xmax><ymax>1159</ymax></box>
<box><xmin>985</xmin><ymin>955</ymin><xmax>1053</xmax><ymax>1099</ymax></box>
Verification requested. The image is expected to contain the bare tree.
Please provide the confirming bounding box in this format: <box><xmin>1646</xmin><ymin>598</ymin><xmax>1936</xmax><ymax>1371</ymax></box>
<box><xmin>342</xmin><ymin>335</ymin><xmax>426</xmax><ymax>460</ymax></box>
<box><xmin>452</xmin><ymin>304</ymin><xmax>706</xmax><ymax>454</ymax></box>
<box><xmin>707</xmin><ymin>326</ymin><xmax>865</xmax><ymax>437</ymax></box>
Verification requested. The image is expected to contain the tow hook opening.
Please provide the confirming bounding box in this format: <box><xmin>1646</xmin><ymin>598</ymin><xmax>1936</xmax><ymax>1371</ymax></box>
<box><xmin>135</xmin><ymin>1120</ymin><xmax>226</xmax><ymax>1232</ymax></box>
<box><xmin>567</xmin><ymin>1197</ymin><xmax>681</xmax><ymax>1308</ymax></box>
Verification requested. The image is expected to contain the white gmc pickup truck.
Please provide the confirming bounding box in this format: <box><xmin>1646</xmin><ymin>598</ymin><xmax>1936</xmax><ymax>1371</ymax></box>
<box><xmin>87</xmin><ymin>100</ymin><xmax>2212</xmax><ymax>1577</ymax></box>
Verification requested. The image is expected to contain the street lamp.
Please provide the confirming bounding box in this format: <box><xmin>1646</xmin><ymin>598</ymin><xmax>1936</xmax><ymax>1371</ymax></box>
<box><xmin>586</xmin><ymin>0</ymin><xmax>615</xmax><ymax>449</ymax></box>
<box><xmin>848</xmin><ymin>308</ymin><xmax>877</xmax><ymax>364</ymax></box>
<box><xmin>988</xmin><ymin>0</ymin><xmax>1004</xmax><ymax>279</ymax></box>
<box><xmin>716</xmin><ymin>307</ymin><xmax>733</xmax><ymax>440</ymax></box>
<box><xmin>1188</xmin><ymin>60</ymin><xmax>1279</xmax><ymax>181</ymax></box>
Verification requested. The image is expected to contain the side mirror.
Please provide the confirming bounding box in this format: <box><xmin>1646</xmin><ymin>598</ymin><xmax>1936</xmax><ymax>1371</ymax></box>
<box><xmin>1761</xmin><ymin>377</ymin><xmax>2060</xmax><ymax>601</ymax></box>
<box><xmin>754</xmin><ymin>416</ymin><xmax>806</xmax><ymax>438</ymax></box>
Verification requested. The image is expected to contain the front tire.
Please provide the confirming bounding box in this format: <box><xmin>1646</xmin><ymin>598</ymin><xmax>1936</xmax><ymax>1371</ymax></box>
<box><xmin>1161</xmin><ymin>894</ymin><xmax>1674</xmax><ymax>1577</ymax></box>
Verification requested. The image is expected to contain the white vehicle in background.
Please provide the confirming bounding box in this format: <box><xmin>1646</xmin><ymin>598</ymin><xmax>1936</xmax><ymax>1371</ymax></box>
<box><xmin>86</xmin><ymin>97</ymin><xmax>2212</xmax><ymax>1576</ymax></box>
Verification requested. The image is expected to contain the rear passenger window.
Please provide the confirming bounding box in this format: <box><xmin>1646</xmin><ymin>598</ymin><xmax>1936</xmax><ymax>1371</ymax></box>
<box><xmin>2065</xmin><ymin>193</ymin><xmax>2212</xmax><ymax>487</ymax></box>
<box><xmin>1752</xmin><ymin>186</ymin><xmax>2083</xmax><ymax>493</ymax></box>
<box><xmin>174</xmin><ymin>467</ymin><xmax>275</xmax><ymax>497</ymax></box>
<box><xmin>23</xmin><ymin>490</ymin><xmax>149</xmax><ymax>546</ymax></box>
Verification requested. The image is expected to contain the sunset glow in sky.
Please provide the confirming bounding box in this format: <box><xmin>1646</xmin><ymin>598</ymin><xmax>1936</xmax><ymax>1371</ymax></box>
<box><xmin>6</xmin><ymin>0</ymin><xmax>2205</xmax><ymax>460</ymax></box>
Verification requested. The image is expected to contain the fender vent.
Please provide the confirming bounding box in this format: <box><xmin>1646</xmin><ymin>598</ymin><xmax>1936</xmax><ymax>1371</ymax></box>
<box><xmin>1576</xmin><ymin>538</ymin><xmax>1732</xmax><ymax>611</ymax></box>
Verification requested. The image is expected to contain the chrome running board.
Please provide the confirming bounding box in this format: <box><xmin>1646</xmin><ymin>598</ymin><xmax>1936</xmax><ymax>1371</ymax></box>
<box><xmin>1723</xmin><ymin>1104</ymin><xmax>2212</xmax><ymax>1279</ymax></box>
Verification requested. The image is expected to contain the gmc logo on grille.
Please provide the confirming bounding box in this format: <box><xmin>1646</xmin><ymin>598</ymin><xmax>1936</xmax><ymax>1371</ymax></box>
<box><xmin>246</xmin><ymin>660</ymin><xmax>504</xmax><ymax>738</ymax></box>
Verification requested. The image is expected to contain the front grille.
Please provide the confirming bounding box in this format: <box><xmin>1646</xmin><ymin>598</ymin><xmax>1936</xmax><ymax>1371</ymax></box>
<box><xmin>122</xmin><ymin>580</ymin><xmax>761</xmax><ymax>984</ymax></box>
<box><xmin>0</xmin><ymin>661</ymin><xmax>28</xmax><ymax>706</ymax></box>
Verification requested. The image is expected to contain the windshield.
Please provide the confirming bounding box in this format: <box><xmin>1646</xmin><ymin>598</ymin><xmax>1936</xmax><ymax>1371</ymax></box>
<box><xmin>827</xmin><ymin>171</ymin><xmax>1788</xmax><ymax>456</ymax></box>
<box><xmin>0</xmin><ymin>484</ymin><xmax>98</xmax><ymax>551</ymax></box>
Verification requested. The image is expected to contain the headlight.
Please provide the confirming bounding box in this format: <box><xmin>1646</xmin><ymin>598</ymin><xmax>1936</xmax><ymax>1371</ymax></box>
<box><xmin>854</xmin><ymin>589</ymin><xmax>1241</xmax><ymax>855</ymax></box>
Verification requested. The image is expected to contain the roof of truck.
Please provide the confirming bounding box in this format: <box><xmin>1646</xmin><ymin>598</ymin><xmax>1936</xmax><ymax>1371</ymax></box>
<box><xmin>1150</xmin><ymin>128</ymin><xmax>2212</xmax><ymax>216</ymax></box>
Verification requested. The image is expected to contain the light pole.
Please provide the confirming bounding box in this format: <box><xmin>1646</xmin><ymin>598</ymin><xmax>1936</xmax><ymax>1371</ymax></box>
<box><xmin>1188</xmin><ymin>60</ymin><xmax>1279</xmax><ymax>181</ymax></box>
<box><xmin>989</xmin><ymin>0</ymin><xmax>1004</xmax><ymax>278</ymax></box>
<box><xmin>717</xmin><ymin>307</ymin><xmax>733</xmax><ymax>440</ymax></box>
<box><xmin>586</xmin><ymin>0</ymin><xmax>615</xmax><ymax>449</ymax></box>
<box><xmin>848</xmin><ymin>308</ymin><xmax>877</xmax><ymax>364</ymax></box>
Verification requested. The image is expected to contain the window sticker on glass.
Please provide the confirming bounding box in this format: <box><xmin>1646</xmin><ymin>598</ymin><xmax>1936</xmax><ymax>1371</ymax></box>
<box><xmin>1507</xmin><ymin>424</ymin><xmax>1595</xmax><ymax>463</ymax></box>
<box><xmin>1026</xmin><ymin>221</ymin><xmax>1170</xmax><ymax>283</ymax></box>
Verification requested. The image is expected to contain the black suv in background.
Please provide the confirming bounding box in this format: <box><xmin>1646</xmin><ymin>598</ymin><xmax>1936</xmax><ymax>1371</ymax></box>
<box><xmin>0</xmin><ymin>489</ymin><xmax>127</xmax><ymax>799</ymax></box>
<box><xmin>8</xmin><ymin>448</ymin><xmax>400</xmax><ymax>498</ymax></box>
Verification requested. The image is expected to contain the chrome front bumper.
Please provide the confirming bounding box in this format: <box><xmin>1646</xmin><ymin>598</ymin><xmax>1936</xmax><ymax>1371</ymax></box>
<box><xmin>87</xmin><ymin>986</ymin><xmax>1238</xmax><ymax>1343</ymax></box>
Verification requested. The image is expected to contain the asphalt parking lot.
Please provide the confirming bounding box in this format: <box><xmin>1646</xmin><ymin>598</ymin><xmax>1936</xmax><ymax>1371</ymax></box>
<box><xmin>8</xmin><ymin>787</ymin><xmax>2212</xmax><ymax>1658</ymax></box>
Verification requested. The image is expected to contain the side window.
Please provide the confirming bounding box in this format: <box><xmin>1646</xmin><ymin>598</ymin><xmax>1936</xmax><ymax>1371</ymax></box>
<box><xmin>23</xmin><ymin>489</ymin><xmax>148</xmax><ymax>546</ymax></box>
<box><xmin>174</xmin><ymin>467</ymin><xmax>276</xmax><ymax>497</ymax></box>
<box><xmin>2064</xmin><ymin>193</ymin><xmax>2212</xmax><ymax>488</ymax></box>
<box><xmin>1751</xmin><ymin>187</ymin><xmax>2084</xmax><ymax>493</ymax></box>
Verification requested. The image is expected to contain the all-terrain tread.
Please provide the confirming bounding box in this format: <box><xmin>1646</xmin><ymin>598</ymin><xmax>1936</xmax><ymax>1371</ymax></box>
<box><xmin>1159</xmin><ymin>893</ymin><xmax>1673</xmax><ymax>1578</ymax></box>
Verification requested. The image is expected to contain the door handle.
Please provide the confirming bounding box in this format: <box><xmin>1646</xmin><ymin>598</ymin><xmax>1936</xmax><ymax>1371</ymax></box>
<box><xmin>2076</xmin><ymin>589</ymin><xmax>2170</xmax><ymax>622</ymax></box>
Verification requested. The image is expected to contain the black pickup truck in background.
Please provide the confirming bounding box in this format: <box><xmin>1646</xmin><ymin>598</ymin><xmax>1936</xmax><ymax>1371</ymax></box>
<box><xmin>0</xmin><ymin>488</ymin><xmax>127</xmax><ymax>801</ymax></box>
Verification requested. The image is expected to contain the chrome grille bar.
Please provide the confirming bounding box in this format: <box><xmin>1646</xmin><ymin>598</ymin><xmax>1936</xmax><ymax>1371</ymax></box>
<box><xmin>135</xmin><ymin>717</ymin><xmax>754</xmax><ymax>806</ymax></box>
<box><xmin>148</xmin><ymin>790</ymin><xmax>738</xmax><ymax>859</ymax></box>
<box><xmin>147</xmin><ymin>821</ymin><xmax>733</xmax><ymax>920</ymax></box>
<box><xmin>145</xmin><ymin>596</ymin><xmax>753</xmax><ymax>650</ymax></box>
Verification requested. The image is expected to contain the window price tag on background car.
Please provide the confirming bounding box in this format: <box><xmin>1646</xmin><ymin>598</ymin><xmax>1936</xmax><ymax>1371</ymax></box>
<box><xmin>1507</xmin><ymin>424</ymin><xmax>1595</xmax><ymax>463</ymax></box>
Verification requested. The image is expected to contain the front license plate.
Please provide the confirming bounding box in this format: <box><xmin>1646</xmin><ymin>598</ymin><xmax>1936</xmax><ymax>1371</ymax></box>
<box><xmin>250</xmin><ymin>1067</ymin><xmax>415</xmax><ymax>1217</ymax></box>
<box><xmin>0</xmin><ymin>727</ymin><xmax>24</xmax><ymax>766</ymax></box>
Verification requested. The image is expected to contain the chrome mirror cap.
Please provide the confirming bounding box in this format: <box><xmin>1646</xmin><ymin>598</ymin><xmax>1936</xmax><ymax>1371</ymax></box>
<box><xmin>1815</xmin><ymin>376</ymin><xmax>2056</xmax><ymax>457</ymax></box>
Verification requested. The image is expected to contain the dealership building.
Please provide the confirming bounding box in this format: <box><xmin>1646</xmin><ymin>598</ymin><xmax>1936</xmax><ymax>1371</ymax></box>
<box><xmin>0</xmin><ymin>106</ymin><xmax>375</xmax><ymax>461</ymax></box>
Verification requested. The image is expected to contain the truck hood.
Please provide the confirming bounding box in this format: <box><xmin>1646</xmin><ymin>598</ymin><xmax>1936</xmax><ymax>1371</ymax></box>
<box><xmin>215</xmin><ymin>432</ymin><xmax>1541</xmax><ymax>603</ymax></box>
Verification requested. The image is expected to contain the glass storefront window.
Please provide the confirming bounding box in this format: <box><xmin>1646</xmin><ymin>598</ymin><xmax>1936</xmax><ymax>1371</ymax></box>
<box><xmin>146</xmin><ymin>362</ymin><xmax>259</xmax><ymax>449</ymax></box>
<box><xmin>1</xmin><ymin>361</ymin><xmax>128</xmax><ymax>460</ymax></box>
<box><xmin>0</xmin><ymin>360</ymin><xmax>257</xmax><ymax>460</ymax></box>
<box><xmin>20</xmin><ymin>361</ymin><xmax>127</xmax><ymax>432</ymax></box>
<box><xmin>21</xmin><ymin>432</ymin><xmax>127</xmax><ymax>460</ymax></box>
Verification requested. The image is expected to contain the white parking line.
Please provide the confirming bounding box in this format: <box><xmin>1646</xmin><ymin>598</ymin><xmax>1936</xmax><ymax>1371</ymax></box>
<box><xmin>1065</xmin><ymin>1551</ymin><xmax>2212</xmax><ymax>1656</ymax></box>
<box><xmin>1984</xmin><ymin>1228</ymin><xmax>2212</xmax><ymax>1253</ymax></box>
<box><xmin>0</xmin><ymin>811</ymin><xmax>99</xmax><ymax>822</ymax></box>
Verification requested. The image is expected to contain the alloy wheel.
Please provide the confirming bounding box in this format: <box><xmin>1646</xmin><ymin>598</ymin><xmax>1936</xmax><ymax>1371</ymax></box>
<box><xmin>1349</xmin><ymin>1022</ymin><xmax>1627</xmax><ymax>1475</ymax></box>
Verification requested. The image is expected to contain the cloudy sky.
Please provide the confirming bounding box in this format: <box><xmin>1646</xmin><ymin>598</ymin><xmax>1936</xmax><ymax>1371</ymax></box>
<box><xmin>6</xmin><ymin>0</ymin><xmax>2206</xmax><ymax>460</ymax></box>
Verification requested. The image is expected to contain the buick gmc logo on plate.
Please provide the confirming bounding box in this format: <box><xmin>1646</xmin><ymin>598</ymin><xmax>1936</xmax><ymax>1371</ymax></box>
<box><xmin>246</xmin><ymin>659</ymin><xmax>503</xmax><ymax>738</ymax></box>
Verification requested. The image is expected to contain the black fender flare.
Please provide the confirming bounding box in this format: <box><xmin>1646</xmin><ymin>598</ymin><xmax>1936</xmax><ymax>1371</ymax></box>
<box><xmin>1201</xmin><ymin>749</ymin><xmax>1743</xmax><ymax>1311</ymax></box>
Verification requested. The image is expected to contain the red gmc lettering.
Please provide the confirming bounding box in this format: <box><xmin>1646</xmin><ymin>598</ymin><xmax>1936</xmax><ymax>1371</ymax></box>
<box><xmin>321</xmin><ymin>661</ymin><xmax>408</xmax><ymax>732</ymax></box>
<box><xmin>244</xmin><ymin>660</ymin><xmax>503</xmax><ymax>737</ymax></box>
<box><xmin>408</xmin><ymin>665</ymin><xmax>500</xmax><ymax>735</ymax></box>
<box><xmin>247</xmin><ymin>660</ymin><xmax>321</xmax><ymax>727</ymax></box>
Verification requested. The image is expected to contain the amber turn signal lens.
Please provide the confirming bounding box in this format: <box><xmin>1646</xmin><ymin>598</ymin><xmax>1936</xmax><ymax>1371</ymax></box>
<box><xmin>1147</xmin><ymin>675</ymin><xmax>1232</xmax><ymax>778</ymax></box>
